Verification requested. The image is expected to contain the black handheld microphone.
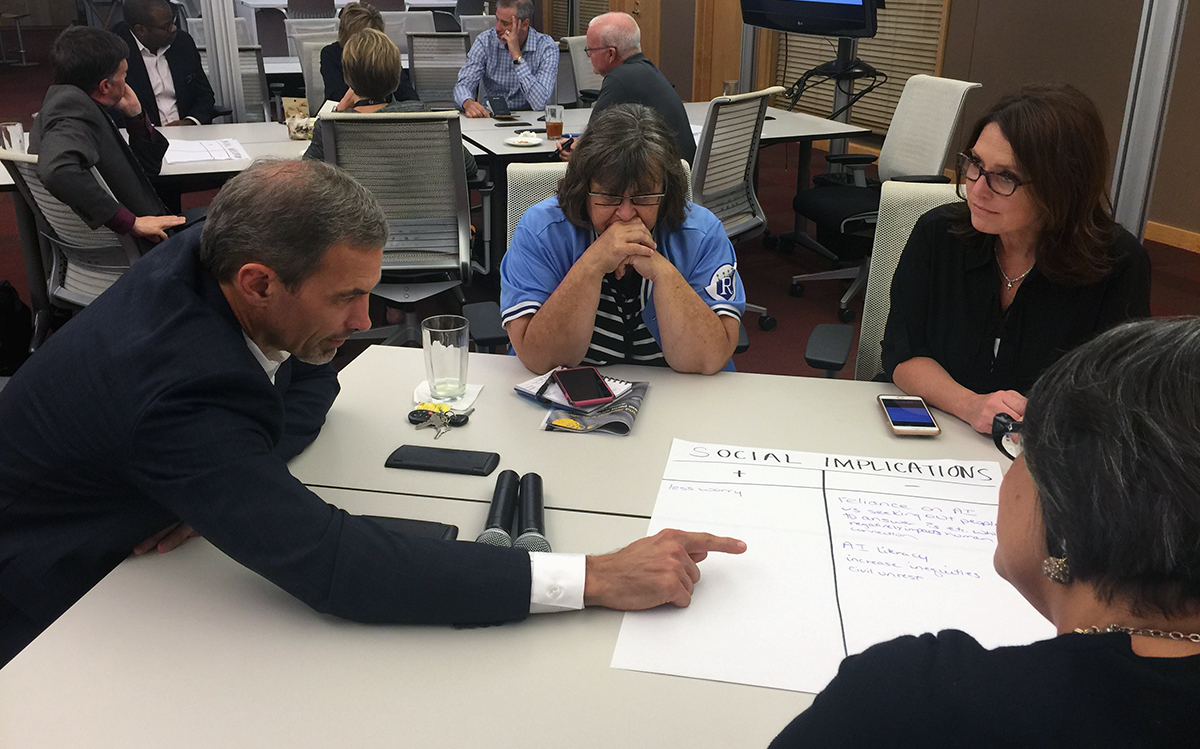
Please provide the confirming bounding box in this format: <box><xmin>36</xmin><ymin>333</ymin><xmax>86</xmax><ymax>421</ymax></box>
<box><xmin>475</xmin><ymin>470</ymin><xmax>520</xmax><ymax>547</ymax></box>
<box><xmin>513</xmin><ymin>472</ymin><xmax>552</xmax><ymax>553</ymax></box>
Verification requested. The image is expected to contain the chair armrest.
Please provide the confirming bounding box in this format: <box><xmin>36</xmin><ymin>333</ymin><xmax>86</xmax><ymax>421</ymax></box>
<box><xmin>825</xmin><ymin>153</ymin><xmax>877</xmax><ymax>167</ymax></box>
<box><xmin>804</xmin><ymin>323</ymin><xmax>855</xmax><ymax>376</ymax></box>
<box><xmin>578</xmin><ymin>89</ymin><xmax>600</xmax><ymax>106</ymax></box>
<box><xmin>890</xmin><ymin>174</ymin><xmax>952</xmax><ymax>183</ymax></box>
<box><xmin>735</xmin><ymin>319</ymin><xmax>749</xmax><ymax>354</ymax></box>
<box><xmin>462</xmin><ymin>301</ymin><xmax>509</xmax><ymax>352</ymax></box>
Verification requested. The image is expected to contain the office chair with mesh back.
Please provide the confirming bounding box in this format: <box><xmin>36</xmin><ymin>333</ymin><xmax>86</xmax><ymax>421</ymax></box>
<box><xmin>804</xmin><ymin>181</ymin><xmax>960</xmax><ymax>379</ymax></box>
<box><xmin>380</xmin><ymin>11</ymin><xmax>434</xmax><ymax>56</ymax></box>
<box><xmin>1</xmin><ymin>150</ymin><xmax>145</xmax><ymax>349</ymax></box>
<box><xmin>284</xmin><ymin>18</ymin><xmax>337</xmax><ymax>57</ymax></box>
<box><xmin>200</xmin><ymin>46</ymin><xmax>272</xmax><ymax>122</ymax></box>
<box><xmin>287</xmin><ymin>0</ymin><xmax>335</xmax><ymax>19</ymax></box>
<box><xmin>455</xmin><ymin>0</ymin><xmax>486</xmax><ymax>16</ymax></box>
<box><xmin>291</xmin><ymin>36</ymin><xmax>330</xmax><ymax>114</ymax></box>
<box><xmin>319</xmin><ymin>111</ymin><xmax>471</xmax><ymax>346</ymax></box>
<box><xmin>788</xmin><ymin>74</ymin><xmax>980</xmax><ymax>323</ymax></box>
<box><xmin>691</xmin><ymin>86</ymin><xmax>786</xmax><ymax>332</ymax></box>
<box><xmin>562</xmin><ymin>36</ymin><xmax>602</xmax><ymax>106</ymax></box>
<box><xmin>407</xmin><ymin>32</ymin><xmax>469</xmax><ymax>110</ymax></box>
<box><xmin>459</xmin><ymin>15</ymin><xmax>491</xmax><ymax>48</ymax></box>
<box><xmin>187</xmin><ymin>17</ymin><xmax>253</xmax><ymax>48</ymax></box>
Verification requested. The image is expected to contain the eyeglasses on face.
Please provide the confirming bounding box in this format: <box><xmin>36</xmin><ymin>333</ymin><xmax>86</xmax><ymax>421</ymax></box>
<box><xmin>584</xmin><ymin>45</ymin><xmax>616</xmax><ymax>57</ymax></box>
<box><xmin>143</xmin><ymin>19</ymin><xmax>177</xmax><ymax>31</ymax></box>
<box><xmin>991</xmin><ymin>412</ymin><xmax>1023</xmax><ymax>460</ymax></box>
<box><xmin>588</xmin><ymin>191</ymin><xmax>665</xmax><ymax>207</ymax></box>
<box><xmin>958</xmin><ymin>152</ymin><xmax>1026</xmax><ymax>197</ymax></box>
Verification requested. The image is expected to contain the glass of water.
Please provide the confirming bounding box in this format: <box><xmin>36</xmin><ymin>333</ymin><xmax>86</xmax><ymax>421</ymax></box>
<box><xmin>421</xmin><ymin>315</ymin><xmax>469</xmax><ymax>401</ymax></box>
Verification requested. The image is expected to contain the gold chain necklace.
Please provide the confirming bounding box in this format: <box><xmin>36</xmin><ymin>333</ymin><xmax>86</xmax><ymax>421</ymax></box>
<box><xmin>995</xmin><ymin>250</ymin><xmax>1035</xmax><ymax>290</ymax></box>
<box><xmin>1074</xmin><ymin>624</ymin><xmax>1200</xmax><ymax>643</ymax></box>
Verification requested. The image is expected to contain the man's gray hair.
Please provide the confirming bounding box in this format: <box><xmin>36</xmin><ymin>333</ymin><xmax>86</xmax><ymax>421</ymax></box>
<box><xmin>591</xmin><ymin>12</ymin><xmax>640</xmax><ymax>56</ymax></box>
<box><xmin>498</xmin><ymin>0</ymin><xmax>534</xmax><ymax>22</ymax></box>
<box><xmin>199</xmin><ymin>159</ymin><xmax>388</xmax><ymax>289</ymax></box>
<box><xmin>1023</xmin><ymin>317</ymin><xmax>1200</xmax><ymax>617</ymax></box>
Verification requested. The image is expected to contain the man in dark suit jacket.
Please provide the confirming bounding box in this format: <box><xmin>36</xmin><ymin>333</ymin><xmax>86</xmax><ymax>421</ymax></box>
<box><xmin>30</xmin><ymin>25</ymin><xmax>185</xmax><ymax>242</ymax></box>
<box><xmin>563</xmin><ymin>12</ymin><xmax>695</xmax><ymax>164</ymax></box>
<box><xmin>0</xmin><ymin>158</ymin><xmax>744</xmax><ymax>667</ymax></box>
<box><xmin>114</xmin><ymin>0</ymin><xmax>217</xmax><ymax>126</ymax></box>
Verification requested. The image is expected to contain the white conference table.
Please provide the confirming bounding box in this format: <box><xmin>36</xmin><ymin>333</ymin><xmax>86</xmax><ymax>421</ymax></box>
<box><xmin>289</xmin><ymin>346</ymin><xmax>1003</xmax><ymax>518</ymax></box>
<box><xmin>0</xmin><ymin>486</ymin><xmax>809</xmax><ymax>748</ymax></box>
<box><xmin>459</xmin><ymin>104</ymin><xmax>868</xmax><ymax>158</ymax></box>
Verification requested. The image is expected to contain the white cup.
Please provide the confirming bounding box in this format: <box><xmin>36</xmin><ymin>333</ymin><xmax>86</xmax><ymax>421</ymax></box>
<box><xmin>1</xmin><ymin>122</ymin><xmax>25</xmax><ymax>153</ymax></box>
<box><xmin>422</xmin><ymin>315</ymin><xmax>469</xmax><ymax>401</ymax></box>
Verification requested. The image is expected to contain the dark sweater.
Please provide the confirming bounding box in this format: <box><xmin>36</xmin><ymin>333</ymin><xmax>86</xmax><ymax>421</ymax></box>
<box><xmin>772</xmin><ymin>629</ymin><xmax>1200</xmax><ymax>748</ymax></box>
<box><xmin>881</xmin><ymin>207</ymin><xmax>1151</xmax><ymax>394</ymax></box>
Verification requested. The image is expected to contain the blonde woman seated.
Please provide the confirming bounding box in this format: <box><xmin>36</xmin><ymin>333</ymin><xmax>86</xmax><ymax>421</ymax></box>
<box><xmin>303</xmin><ymin>28</ymin><xmax>476</xmax><ymax>178</ymax></box>
<box><xmin>773</xmin><ymin>317</ymin><xmax>1200</xmax><ymax>747</ymax></box>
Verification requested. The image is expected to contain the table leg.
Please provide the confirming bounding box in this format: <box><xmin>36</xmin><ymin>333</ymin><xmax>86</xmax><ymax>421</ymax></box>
<box><xmin>793</xmin><ymin>140</ymin><xmax>812</xmax><ymax>235</ymax></box>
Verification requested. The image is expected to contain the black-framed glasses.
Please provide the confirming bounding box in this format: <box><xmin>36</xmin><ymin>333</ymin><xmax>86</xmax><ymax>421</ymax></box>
<box><xmin>143</xmin><ymin>19</ymin><xmax>177</xmax><ymax>31</ymax></box>
<box><xmin>958</xmin><ymin>152</ymin><xmax>1026</xmax><ymax>197</ymax></box>
<box><xmin>588</xmin><ymin>191</ymin><xmax>665</xmax><ymax>207</ymax></box>
<box><xmin>992</xmin><ymin>413</ymin><xmax>1023</xmax><ymax>460</ymax></box>
<box><xmin>584</xmin><ymin>45</ymin><xmax>616</xmax><ymax>57</ymax></box>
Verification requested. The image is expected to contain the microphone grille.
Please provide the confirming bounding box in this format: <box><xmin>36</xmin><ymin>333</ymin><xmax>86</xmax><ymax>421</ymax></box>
<box><xmin>475</xmin><ymin>528</ymin><xmax>513</xmax><ymax>547</ymax></box>
<box><xmin>513</xmin><ymin>531</ymin><xmax>552</xmax><ymax>553</ymax></box>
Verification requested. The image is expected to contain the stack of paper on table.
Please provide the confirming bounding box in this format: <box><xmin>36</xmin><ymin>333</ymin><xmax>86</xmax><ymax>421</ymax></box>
<box><xmin>164</xmin><ymin>138</ymin><xmax>251</xmax><ymax>164</ymax></box>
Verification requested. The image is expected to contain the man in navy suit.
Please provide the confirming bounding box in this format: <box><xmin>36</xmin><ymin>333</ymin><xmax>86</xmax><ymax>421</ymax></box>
<box><xmin>0</xmin><ymin>159</ymin><xmax>745</xmax><ymax>667</ymax></box>
<box><xmin>113</xmin><ymin>0</ymin><xmax>216</xmax><ymax>127</ymax></box>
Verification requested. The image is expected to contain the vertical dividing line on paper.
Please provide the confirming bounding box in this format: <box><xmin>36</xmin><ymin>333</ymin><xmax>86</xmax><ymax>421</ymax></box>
<box><xmin>820</xmin><ymin>467</ymin><xmax>849</xmax><ymax>658</ymax></box>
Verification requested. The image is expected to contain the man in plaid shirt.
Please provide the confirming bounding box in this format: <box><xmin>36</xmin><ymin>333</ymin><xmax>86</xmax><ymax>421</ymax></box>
<box><xmin>453</xmin><ymin>0</ymin><xmax>558</xmax><ymax>116</ymax></box>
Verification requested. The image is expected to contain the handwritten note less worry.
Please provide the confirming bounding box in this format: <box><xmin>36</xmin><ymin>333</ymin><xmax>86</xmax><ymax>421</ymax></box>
<box><xmin>610</xmin><ymin>439</ymin><xmax>1054</xmax><ymax>694</ymax></box>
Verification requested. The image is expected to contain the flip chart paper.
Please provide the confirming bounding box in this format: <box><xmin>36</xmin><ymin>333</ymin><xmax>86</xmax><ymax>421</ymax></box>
<box><xmin>610</xmin><ymin>439</ymin><xmax>1054</xmax><ymax>694</ymax></box>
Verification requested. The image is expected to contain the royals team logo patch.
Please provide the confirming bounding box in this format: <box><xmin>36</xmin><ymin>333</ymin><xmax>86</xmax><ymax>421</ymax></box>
<box><xmin>705</xmin><ymin>263</ymin><xmax>738</xmax><ymax>301</ymax></box>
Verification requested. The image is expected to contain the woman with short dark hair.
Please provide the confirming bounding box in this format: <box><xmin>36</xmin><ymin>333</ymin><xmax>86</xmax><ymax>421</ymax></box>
<box><xmin>773</xmin><ymin>317</ymin><xmax>1200</xmax><ymax>747</ymax></box>
<box><xmin>500</xmin><ymin>104</ymin><xmax>745</xmax><ymax>375</ymax></box>
<box><xmin>881</xmin><ymin>84</ymin><xmax>1151</xmax><ymax>434</ymax></box>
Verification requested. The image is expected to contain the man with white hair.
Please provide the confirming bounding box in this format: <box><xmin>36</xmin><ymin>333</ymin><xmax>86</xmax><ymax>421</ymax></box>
<box><xmin>576</xmin><ymin>12</ymin><xmax>694</xmax><ymax>163</ymax></box>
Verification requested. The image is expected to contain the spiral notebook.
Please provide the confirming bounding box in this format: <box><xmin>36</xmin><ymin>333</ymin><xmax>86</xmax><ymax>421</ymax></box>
<box><xmin>513</xmin><ymin>369</ymin><xmax>634</xmax><ymax>414</ymax></box>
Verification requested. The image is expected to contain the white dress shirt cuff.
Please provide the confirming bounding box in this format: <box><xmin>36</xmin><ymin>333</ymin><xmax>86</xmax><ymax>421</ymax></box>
<box><xmin>184</xmin><ymin>116</ymin><xmax>201</xmax><ymax>126</ymax></box>
<box><xmin>528</xmin><ymin>552</ymin><xmax>585</xmax><ymax>613</ymax></box>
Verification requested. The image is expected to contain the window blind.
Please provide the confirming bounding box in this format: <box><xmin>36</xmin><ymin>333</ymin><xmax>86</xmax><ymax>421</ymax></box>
<box><xmin>773</xmin><ymin>0</ymin><xmax>946</xmax><ymax>133</ymax></box>
<box><xmin>548</xmin><ymin>0</ymin><xmax>609</xmax><ymax>39</ymax></box>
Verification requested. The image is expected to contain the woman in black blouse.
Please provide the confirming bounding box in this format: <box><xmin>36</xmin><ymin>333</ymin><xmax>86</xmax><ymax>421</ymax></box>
<box><xmin>881</xmin><ymin>84</ymin><xmax>1150</xmax><ymax>434</ymax></box>
<box><xmin>773</xmin><ymin>318</ymin><xmax>1200</xmax><ymax>747</ymax></box>
<box><xmin>319</xmin><ymin>1</ymin><xmax>418</xmax><ymax>106</ymax></box>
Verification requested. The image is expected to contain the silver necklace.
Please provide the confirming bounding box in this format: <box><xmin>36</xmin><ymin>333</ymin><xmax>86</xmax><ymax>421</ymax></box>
<box><xmin>996</xmin><ymin>251</ymin><xmax>1035</xmax><ymax>290</ymax></box>
<box><xmin>1074</xmin><ymin>624</ymin><xmax>1200</xmax><ymax>643</ymax></box>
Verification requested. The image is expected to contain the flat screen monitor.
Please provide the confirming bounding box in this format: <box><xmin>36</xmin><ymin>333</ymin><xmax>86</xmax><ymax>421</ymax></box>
<box><xmin>740</xmin><ymin>0</ymin><xmax>879</xmax><ymax>38</ymax></box>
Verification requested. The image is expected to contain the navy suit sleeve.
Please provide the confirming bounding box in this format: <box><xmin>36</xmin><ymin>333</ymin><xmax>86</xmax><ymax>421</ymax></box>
<box><xmin>273</xmin><ymin>358</ymin><xmax>340</xmax><ymax>461</ymax></box>
<box><xmin>125</xmin><ymin>367</ymin><xmax>533</xmax><ymax>625</ymax></box>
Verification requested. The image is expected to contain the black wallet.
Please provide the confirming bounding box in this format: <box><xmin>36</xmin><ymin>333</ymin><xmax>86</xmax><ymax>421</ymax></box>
<box><xmin>385</xmin><ymin>444</ymin><xmax>500</xmax><ymax>476</ymax></box>
<box><xmin>360</xmin><ymin>514</ymin><xmax>458</xmax><ymax>541</ymax></box>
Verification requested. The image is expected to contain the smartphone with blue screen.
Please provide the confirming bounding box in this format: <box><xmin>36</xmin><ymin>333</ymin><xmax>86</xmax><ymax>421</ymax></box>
<box><xmin>878</xmin><ymin>395</ymin><xmax>940</xmax><ymax>436</ymax></box>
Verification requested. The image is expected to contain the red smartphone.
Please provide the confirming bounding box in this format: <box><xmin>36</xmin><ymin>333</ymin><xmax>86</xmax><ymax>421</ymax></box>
<box><xmin>552</xmin><ymin>366</ymin><xmax>614</xmax><ymax>408</ymax></box>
